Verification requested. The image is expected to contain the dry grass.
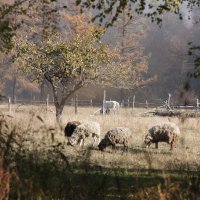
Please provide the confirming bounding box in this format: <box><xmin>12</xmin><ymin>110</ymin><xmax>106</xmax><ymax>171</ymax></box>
<box><xmin>1</xmin><ymin>104</ymin><xmax>200</xmax><ymax>199</ymax></box>
<box><xmin>1</xmin><ymin>104</ymin><xmax>200</xmax><ymax>171</ymax></box>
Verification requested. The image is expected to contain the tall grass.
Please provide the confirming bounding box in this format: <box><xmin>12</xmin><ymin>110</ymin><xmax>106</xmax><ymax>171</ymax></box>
<box><xmin>0</xmin><ymin>106</ymin><xmax>200</xmax><ymax>199</ymax></box>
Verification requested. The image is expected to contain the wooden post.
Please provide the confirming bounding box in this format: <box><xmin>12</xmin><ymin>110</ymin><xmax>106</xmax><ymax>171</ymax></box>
<box><xmin>197</xmin><ymin>99</ymin><xmax>199</xmax><ymax>110</ymax></box>
<box><xmin>46</xmin><ymin>94</ymin><xmax>49</xmax><ymax>112</ymax></box>
<box><xmin>103</xmin><ymin>90</ymin><xmax>106</xmax><ymax>115</ymax></box>
<box><xmin>75</xmin><ymin>93</ymin><xmax>78</xmax><ymax>114</ymax></box>
<box><xmin>132</xmin><ymin>95</ymin><xmax>135</xmax><ymax>109</ymax></box>
<box><xmin>8</xmin><ymin>97</ymin><xmax>11</xmax><ymax>114</ymax></box>
<box><xmin>145</xmin><ymin>100</ymin><xmax>148</xmax><ymax>109</ymax></box>
<box><xmin>14</xmin><ymin>96</ymin><xmax>16</xmax><ymax>104</ymax></box>
<box><xmin>71</xmin><ymin>98</ymin><xmax>74</xmax><ymax>106</ymax></box>
<box><xmin>121</xmin><ymin>100</ymin><xmax>124</xmax><ymax>108</ymax></box>
<box><xmin>167</xmin><ymin>93</ymin><xmax>171</xmax><ymax>109</ymax></box>
<box><xmin>90</xmin><ymin>99</ymin><xmax>93</xmax><ymax>107</ymax></box>
<box><xmin>33</xmin><ymin>95</ymin><xmax>35</xmax><ymax>105</ymax></box>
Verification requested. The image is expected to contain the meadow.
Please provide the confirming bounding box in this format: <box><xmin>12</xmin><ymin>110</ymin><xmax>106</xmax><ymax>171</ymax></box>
<box><xmin>0</xmin><ymin>104</ymin><xmax>200</xmax><ymax>199</ymax></box>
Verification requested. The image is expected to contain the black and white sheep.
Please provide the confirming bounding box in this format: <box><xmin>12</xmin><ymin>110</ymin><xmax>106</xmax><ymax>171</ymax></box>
<box><xmin>98</xmin><ymin>127</ymin><xmax>132</xmax><ymax>152</ymax></box>
<box><xmin>144</xmin><ymin>122</ymin><xmax>180</xmax><ymax>150</ymax></box>
<box><xmin>68</xmin><ymin>122</ymin><xmax>100</xmax><ymax>147</ymax></box>
<box><xmin>64</xmin><ymin>121</ymin><xmax>81</xmax><ymax>143</ymax></box>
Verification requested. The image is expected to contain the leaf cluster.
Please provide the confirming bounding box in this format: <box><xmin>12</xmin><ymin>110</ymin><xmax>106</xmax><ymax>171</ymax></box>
<box><xmin>0</xmin><ymin>1</ymin><xmax>34</xmax><ymax>51</ymax></box>
<box><xmin>13</xmin><ymin>30</ymin><xmax>112</xmax><ymax>86</ymax></box>
<box><xmin>188</xmin><ymin>44</ymin><xmax>200</xmax><ymax>78</ymax></box>
<box><xmin>76</xmin><ymin>0</ymin><xmax>200</xmax><ymax>27</ymax></box>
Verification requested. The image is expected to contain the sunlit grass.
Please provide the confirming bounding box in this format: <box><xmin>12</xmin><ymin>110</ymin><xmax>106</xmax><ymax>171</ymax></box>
<box><xmin>1</xmin><ymin>104</ymin><xmax>200</xmax><ymax>199</ymax></box>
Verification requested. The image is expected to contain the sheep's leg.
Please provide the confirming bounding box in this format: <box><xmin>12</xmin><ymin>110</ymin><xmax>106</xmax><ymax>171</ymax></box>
<box><xmin>97</xmin><ymin>137</ymin><xmax>100</xmax><ymax>145</ymax></box>
<box><xmin>93</xmin><ymin>136</ymin><xmax>100</xmax><ymax>146</ymax></box>
<box><xmin>155</xmin><ymin>142</ymin><xmax>158</xmax><ymax>149</ymax></box>
<box><xmin>82</xmin><ymin>138</ymin><xmax>85</xmax><ymax>147</ymax></box>
<box><xmin>79</xmin><ymin>138</ymin><xmax>84</xmax><ymax>147</ymax></box>
<box><xmin>112</xmin><ymin>144</ymin><xmax>116</xmax><ymax>152</ymax></box>
<box><xmin>123</xmin><ymin>145</ymin><xmax>128</xmax><ymax>152</ymax></box>
<box><xmin>170</xmin><ymin>138</ymin><xmax>176</xmax><ymax>150</ymax></box>
<box><xmin>123</xmin><ymin>141</ymin><xmax>128</xmax><ymax>152</ymax></box>
<box><xmin>93</xmin><ymin>136</ymin><xmax>97</xmax><ymax>146</ymax></box>
<box><xmin>78</xmin><ymin>139</ymin><xmax>82</xmax><ymax>146</ymax></box>
<box><xmin>170</xmin><ymin>142</ymin><xmax>173</xmax><ymax>150</ymax></box>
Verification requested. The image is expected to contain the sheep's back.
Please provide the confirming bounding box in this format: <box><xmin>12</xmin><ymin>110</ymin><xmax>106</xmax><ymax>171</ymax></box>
<box><xmin>148</xmin><ymin>122</ymin><xmax>180</xmax><ymax>142</ymax></box>
<box><xmin>74</xmin><ymin>122</ymin><xmax>100</xmax><ymax>137</ymax></box>
<box><xmin>106</xmin><ymin>127</ymin><xmax>131</xmax><ymax>144</ymax></box>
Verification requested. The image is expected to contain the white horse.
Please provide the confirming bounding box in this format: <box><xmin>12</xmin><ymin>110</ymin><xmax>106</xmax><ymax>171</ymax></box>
<box><xmin>103</xmin><ymin>101</ymin><xmax>120</xmax><ymax>114</ymax></box>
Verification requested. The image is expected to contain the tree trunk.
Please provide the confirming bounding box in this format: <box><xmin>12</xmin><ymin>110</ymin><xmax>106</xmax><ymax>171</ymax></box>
<box><xmin>55</xmin><ymin>105</ymin><xmax>63</xmax><ymax>122</ymax></box>
<box><xmin>40</xmin><ymin>80</ymin><xmax>45</xmax><ymax>101</ymax></box>
<box><xmin>120</xmin><ymin>88</ymin><xmax>123</xmax><ymax>105</ymax></box>
<box><xmin>12</xmin><ymin>76</ymin><xmax>16</xmax><ymax>103</ymax></box>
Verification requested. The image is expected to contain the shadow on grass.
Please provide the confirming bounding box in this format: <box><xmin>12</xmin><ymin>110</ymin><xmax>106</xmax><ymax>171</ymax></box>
<box><xmin>89</xmin><ymin>145</ymin><xmax>173</xmax><ymax>156</ymax></box>
<box><xmin>7</xmin><ymin>148</ymin><xmax>200</xmax><ymax>200</ymax></box>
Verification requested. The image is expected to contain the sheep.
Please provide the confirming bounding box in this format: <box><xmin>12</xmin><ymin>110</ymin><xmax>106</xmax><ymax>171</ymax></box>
<box><xmin>143</xmin><ymin>122</ymin><xmax>180</xmax><ymax>150</ymax></box>
<box><xmin>64</xmin><ymin>121</ymin><xmax>81</xmax><ymax>143</ymax></box>
<box><xmin>68</xmin><ymin>122</ymin><xmax>100</xmax><ymax>147</ymax></box>
<box><xmin>98</xmin><ymin>127</ymin><xmax>132</xmax><ymax>152</ymax></box>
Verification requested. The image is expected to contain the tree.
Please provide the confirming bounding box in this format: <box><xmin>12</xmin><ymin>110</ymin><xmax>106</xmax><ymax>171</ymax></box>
<box><xmin>188</xmin><ymin>45</ymin><xmax>200</xmax><ymax>78</ymax></box>
<box><xmin>107</xmin><ymin>10</ymin><xmax>155</xmax><ymax>96</ymax></box>
<box><xmin>0</xmin><ymin>54</ymin><xmax>39</xmax><ymax>101</ymax></box>
<box><xmin>76</xmin><ymin>1</ymin><xmax>200</xmax><ymax>84</ymax></box>
<box><xmin>0</xmin><ymin>0</ymin><xmax>31</xmax><ymax>53</ymax></box>
<box><xmin>1</xmin><ymin>0</ymin><xmax>199</xmax><ymax>50</ymax></box>
<box><xmin>106</xmin><ymin>12</ymin><xmax>154</xmax><ymax>102</ymax></box>
<box><xmin>76</xmin><ymin>0</ymin><xmax>200</xmax><ymax>26</ymax></box>
<box><xmin>13</xmin><ymin>28</ymin><xmax>115</xmax><ymax>120</ymax></box>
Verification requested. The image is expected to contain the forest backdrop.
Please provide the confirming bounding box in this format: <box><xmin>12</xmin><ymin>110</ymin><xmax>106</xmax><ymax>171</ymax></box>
<box><xmin>0</xmin><ymin>0</ymin><xmax>200</xmax><ymax>106</ymax></box>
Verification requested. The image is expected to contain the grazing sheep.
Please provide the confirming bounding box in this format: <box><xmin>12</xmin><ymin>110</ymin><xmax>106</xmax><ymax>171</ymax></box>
<box><xmin>98</xmin><ymin>127</ymin><xmax>132</xmax><ymax>152</ymax></box>
<box><xmin>64</xmin><ymin>121</ymin><xmax>81</xmax><ymax>142</ymax></box>
<box><xmin>68</xmin><ymin>122</ymin><xmax>100</xmax><ymax>147</ymax></box>
<box><xmin>144</xmin><ymin>122</ymin><xmax>180</xmax><ymax>150</ymax></box>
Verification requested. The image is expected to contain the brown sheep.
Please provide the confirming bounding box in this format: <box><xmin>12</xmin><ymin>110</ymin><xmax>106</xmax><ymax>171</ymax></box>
<box><xmin>144</xmin><ymin>122</ymin><xmax>180</xmax><ymax>150</ymax></box>
<box><xmin>98</xmin><ymin>127</ymin><xmax>132</xmax><ymax>152</ymax></box>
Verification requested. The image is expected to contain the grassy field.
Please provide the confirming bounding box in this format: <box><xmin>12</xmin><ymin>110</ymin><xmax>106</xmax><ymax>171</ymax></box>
<box><xmin>0</xmin><ymin>104</ymin><xmax>200</xmax><ymax>199</ymax></box>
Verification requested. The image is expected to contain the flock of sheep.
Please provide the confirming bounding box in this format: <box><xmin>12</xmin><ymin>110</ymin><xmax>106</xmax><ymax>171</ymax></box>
<box><xmin>64</xmin><ymin>121</ymin><xmax>181</xmax><ymax>152</ymax></box>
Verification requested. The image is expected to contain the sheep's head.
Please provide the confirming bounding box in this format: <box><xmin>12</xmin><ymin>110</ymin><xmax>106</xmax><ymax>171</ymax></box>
<box><xmin>98</xmin><ymin>139</ymin><xmax>108</xmax><ymax>151</ymax></box>
<box><xmin>68</xmin><ymin>135</ymin><xmax>78</xmax><ymax>146</ymax></box>
<box><xmin>64</xmin><ymin>121</ymin><xmax>81</xmax><ymax>137</ymax></box>
<box><xmin>144</xmin><ymin>135</ymin><xmax>153</xmax><ymax>148</ymax></box>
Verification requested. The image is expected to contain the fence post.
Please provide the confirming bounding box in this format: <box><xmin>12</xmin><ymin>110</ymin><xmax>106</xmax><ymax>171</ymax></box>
<box><xmin>197</xmin><ymin>99</ymin><xmax>199</xmax><ymax>110</ymax></box>
<box><xmin>14</xmin><ymin>96</ymin><xmax>16</xmax><ymax>104</ymax></box>
<box><xmin>71</xmin><ymin>98</ymin><xmax>74</xmax><ymax>106</ymax></box>
<box><xmin>33</xmin><ymin>95</ymin><xmax>35</xmax><ymax>105</ymax></box>
<box><xmin>46</xmin><ymin>94</ymin><xmax>49</xmax><ymax>112</ymax></box>
<box><xmin>8</xmin><ymin>97</ymin><xmax>11</xmax><ymax>114</ymax></box>
<box><xmin>90</xmin><ymin>99</ymin><xmax>93</xmax><ymax>107</ymax></box>
<box><xmin>75</xmin><ymin>93</ymin><xmax>78</xmax><ymax>114</ymax></box>
<box><xmin>167</xmin><ymin>93</ymin><xmax>171</xmax><ymax>109</ymax></box>
<box><xmin>132</xmin><ymin>95</ymin><xmax>135</xmax><ymax>109</ymax></box>
<box><xmin>121</xmin><ymin>100</ymin><xmax>124</xmax><ymax>108</ymax></box>
<box><xmin>103</xmin><ymin>90</ymin><xmax>106</xmax><ymax>115</ymax></box>
<box><xmin>145</xmin><ymin>100</ymin><xmax>148</xmax><ymax>109</ymax></box>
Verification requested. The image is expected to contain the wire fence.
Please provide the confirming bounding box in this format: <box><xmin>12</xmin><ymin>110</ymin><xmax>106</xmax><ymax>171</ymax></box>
<box><xmin>0</xmin><ymin>98</ymin><xmax>165</xmax><ymax>108</ymax></box>
<box><xmin>1</xmin><ymin>95</ymin><xmax>200</xmax><ymax>114</ymax></box>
